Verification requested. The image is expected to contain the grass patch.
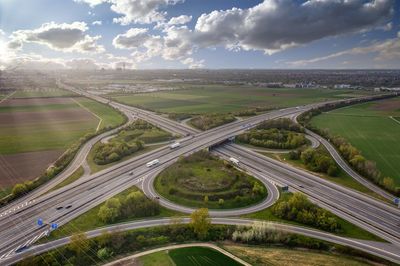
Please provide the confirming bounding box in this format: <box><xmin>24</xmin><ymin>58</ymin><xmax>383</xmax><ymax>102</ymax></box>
<box><xmin>74</xmin><ymin>97</ymin><xmax>125</xmax><ymax>129</ymax></box>
<box><xmin>311</xmin><ymin>98</ymin><xmax>400</xmax><ymax>185</ymax></box>
<box><xmin>223</xmin><ymin>244</ymin><xmax>374</xmax><ymax>266</ymax></box>
<box><xmin>155</xmin><ymin>151</ymin><xmax>267</xmax><ymax>209</ymax></box>
<box><xmin>11</xmin><ymin>88</ymin><xmax>75</xmax><ymax>98</ymax></box>
<box><xmin>46</xmin><ymin>166</ymin><xmax>84</xmax><ymax>194</ymax></box>
<box><xmin>243</xmin><ymin>192</ymin><xmax>382</xmax><ymax>241</ymax></box>
<box><xmin>168</xmin><ymin>247</ymin><xmax>242</xmax><ymax>266</ymax></box>
<box><xmin>139</xmin><ymin>250</ymin><xmax>174</xmax><ymax>266</ymax></box>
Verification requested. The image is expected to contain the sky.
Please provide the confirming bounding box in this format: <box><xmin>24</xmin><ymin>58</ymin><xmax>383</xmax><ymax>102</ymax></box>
<box><xmin>0</xmin><ymin>0</ymin><xmax>399</xmax><ymax>70</ymax></box>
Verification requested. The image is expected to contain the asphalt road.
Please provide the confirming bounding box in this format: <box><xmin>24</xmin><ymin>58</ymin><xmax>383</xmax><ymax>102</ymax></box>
<box><xmin>5</xmin><ymin>218</ymin><xmax>400</xmax><ymax>265</ymax></box>
<box><xmin>214</xmin><ymin>144</ymin><xmax>400</xmax><ymax>246</ymax></box>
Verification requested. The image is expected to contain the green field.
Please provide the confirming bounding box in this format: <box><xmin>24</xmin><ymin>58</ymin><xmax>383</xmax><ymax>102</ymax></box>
<box><xmin>0</xmin><ymin>97</ymin><xmax>124</xmax><ymax>154</ymax></box>
<box><xmin>112</xmin><ymin>87</ymin><xmax>367</xmax><ymax>114</ymax></box>
<box><xmin>311</xmin><ymin>97</ymin><xmax>400</xmax><ymax>184</ymax></box>
<box><xmin>73</xmin><ymin>97</ymin><xmax>125</xmax><ymax>129</ymax></box>
<box><xmin>140</xmin><ymin>247</ymin><xmax>242</xmax><ymax>266</ymax></box>
<box><xmin>224</xmin><ymin>245</ymin><xmax>372</xmax><ymax>266</ymax></box>
<box><xmin>155</xmin><ymin>151</ymin><xmax>267</xmax><ymax>209</ymax></box>
<box><xmin>11</xmin><ymin>88</ymin><xmax>75</xmax><ymax>98</ymax></box>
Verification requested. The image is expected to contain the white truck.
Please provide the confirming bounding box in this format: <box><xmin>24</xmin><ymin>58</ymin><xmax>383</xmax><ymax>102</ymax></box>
<box><xmin>169</xmin><ymin>142</ymin><xmax>181</xmax><ymax>149</ymax></box>
<box><xmin>229</xmin><ymin>157</ymin><xmax>240</xmax><ymax>166</ymax></box>
<box><xmin>146</xmin><ymin>159</ymin><xmax>160</xmax><ymax>167</ymax></box>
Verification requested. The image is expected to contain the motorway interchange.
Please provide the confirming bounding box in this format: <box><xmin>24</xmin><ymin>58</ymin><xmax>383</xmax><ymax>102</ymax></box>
<box><xmin>0</xmin><ymin>84</ymin><xmax>399</xmax><ymax>265</ymax></box>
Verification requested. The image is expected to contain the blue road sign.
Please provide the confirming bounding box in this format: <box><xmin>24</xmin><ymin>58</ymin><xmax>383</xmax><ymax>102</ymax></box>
<box><xmin>394</xmin><ymin>198</ymin><xmax>400</xmax><ymax>205</ymax></box>
<box><xmin>37</xmin><ymin>219</ymin><xmax>43</xmax><ymax>226</ymax></box>
<box><xmin>51</xmin><ymin>223</ymin><xmax>58</xmax><ymax>230</ymax></box>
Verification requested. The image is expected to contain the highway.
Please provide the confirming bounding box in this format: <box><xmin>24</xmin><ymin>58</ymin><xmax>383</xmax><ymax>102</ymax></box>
<box><xmin>214</xmin><ymin>144</ymin><xmax>400</xmax><ymax>245</ymax></box>
<box><xmin>0</xmin><ymin>84</ymin><xmax>398</xmax><ymax>264</ymax></box>
<box><xmin>5</xmin><ymin>218</ymin><xmax>400</xmax><ymax>265</ymax></box>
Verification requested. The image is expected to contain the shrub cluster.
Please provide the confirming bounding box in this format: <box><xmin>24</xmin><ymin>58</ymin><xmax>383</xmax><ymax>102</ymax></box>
<box><xmin>237</xmin><ymin>118</ymin><xmax>307</xmax><ymax>149</ymax></box>
<box><xmin>93</xmin><ymin>140</ymin><xmax>143</xmax><ymax>165</ymax></box>
<box><xmin>289</xmin><ymin>148</ymin><xmax>339</xmax><ymax>176</ymax></box>
<box><xmin>272</xmin><ymin>193</ymin><xmax>341</xmax><ymax>232</ymax></box>
<box><xmin>98</xmin><ymin>190</ymin><xmax>160</xmax><ymax>223</ymax></box>
<box><xmin>190</xmin><ymin>114</ymin><xmax>236</xmax><ymax>130</ymax></box>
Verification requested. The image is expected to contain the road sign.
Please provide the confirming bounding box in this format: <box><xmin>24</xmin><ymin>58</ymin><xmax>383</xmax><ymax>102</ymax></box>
<box><xmin>37</xmin><ymin>219</ymin><xmax>43</xmax><ymax>226</ymax></box>
<box><xmin>51</xmin><ymin>223</ymin><xmax>58</xmax><ymax>230</ymax></box>
<box><xmin>394</xmin><ymin>198</ymin><xmax>400</xmax><ymax>205</ymax></box>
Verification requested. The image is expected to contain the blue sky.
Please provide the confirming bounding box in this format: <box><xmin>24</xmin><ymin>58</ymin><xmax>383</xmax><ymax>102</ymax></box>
<box><xmin>0</xmin><ymin>0</ymin><xmax>399</xmax><ymax>69</ymax></box>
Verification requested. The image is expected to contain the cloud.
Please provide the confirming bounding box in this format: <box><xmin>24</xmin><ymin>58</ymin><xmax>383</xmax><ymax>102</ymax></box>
<box><xmin>75</xmin><ymin>0</ymin><xmax>184</xmax><ymax>24</ymax></box>
<box><xmin>92</xmin><ymin>20</ymin><xmax>103</xmax><ymax>26</ymax></box>
<box><xmin>74</xmin><ymin>0</ymin><xmax>106</xmax><ymax>7</ymax></box>
<box><xmin>181</xmin><ymin>57</ymin><xmax>204</xmax><ymax>69</ymax></box>
<box><xmin>9</xmin><ymin>22</ymin><xmax>104</xmax><ymax>53</ymax></box>
<box><xmin>193</xmin><ymin>0</ymin><xmax>394</xmax><ymax>54</ymax></box>
<box><xmin>0</xmin><ymin>29</ymin><xmax>5</xmax><ymax>36</ymax></box>
<box><xmin>113</xmin><ymin>26</ymin><xmax>195</xmax><ymax>65</ymax></box>
<box><xmin>288</xmin><ymin>33</ymin><xmax>400</xmax><ymax>67</ymax></box>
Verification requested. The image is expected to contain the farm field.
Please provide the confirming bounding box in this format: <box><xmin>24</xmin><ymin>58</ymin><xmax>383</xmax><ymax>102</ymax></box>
<box><xmin>311</xmin><ymin>97</ymin><xmax>400</xmax><ymax>185</ymax></box>
<box><xmin>0</xmin><ymin>96</ymin><xmax>124</xmax><ymax>187</ymax></box>
<box><xmin>111</xmin><ymin>86</ymin><xmax>370</xmax><ymax>114</ymax></box>
<box><xmin>11</xmin><ymin>87</ymin><xmax>75</xmax><ymax>98</ymax></box>
<box><xmin>140</xmin><ymin>247</ymin><xmax>242</xmax><ymax>266</ymax></box>
<box><xmin>223</xmin><ymin>244</ymin><xmax>372</xmax><ymax>266</ymax></box>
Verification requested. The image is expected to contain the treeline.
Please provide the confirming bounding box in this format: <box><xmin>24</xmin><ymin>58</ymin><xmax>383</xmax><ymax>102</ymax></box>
<box><xmin>237</xmin><ymin>118</ymin><xmax>307</xmax><ymax>149</ymax></box>
<box><xmin>190</xmin><ymin>114</ymin><xmax>236</xmax><ymax>130</ymax></box>
<box><xmin>289</xmin><ymin>148</ymin><xmax>339</xmax><ymax>176</ymax></box>
<box><xmin>5</xmin><ymin>105</ymin><xmax>128</xmax><ymax>205</ymax></box>
<box><xmin>272</xmin><ymin>193</ymin><xmax>340</xmax><ymax>232</ymax></box>
<box><xmin>298</xmin><ymin>98</ymin><xmax>399</xmax><ymax>196</ymax></box>
<box><xmin>98</xmin><ymin>190</ymin><xmax>160</xmax><ymax>223</ymax></box>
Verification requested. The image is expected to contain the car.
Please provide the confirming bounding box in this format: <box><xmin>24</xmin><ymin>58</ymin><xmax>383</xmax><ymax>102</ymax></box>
<box><xmin>154</xmin><ymin>196</ymin><xmax>160</xmax><ymax>200</ymax></box>
<box><xmin>129</xmin><ymin>171</ymin><xmax>134</xmax><ymax>175</ymax></box>
<box><xmin>15</xmin><ymin>245</ymin><xmax>28</xmax><ymax>253</ymax></box>
<box><xmin>56</xmin><ymin>206</ymin><xmax>63</xmax><ymax>210</ymax></box>
<box><xmin>65</xmin><ymin>205</ymin><xmax>72</xmax><ymax>209</ymax></box>
<box><xmin>299</xmin><ymin>185</ymin><xmax>304</xmax><ymax>188</ymax></box>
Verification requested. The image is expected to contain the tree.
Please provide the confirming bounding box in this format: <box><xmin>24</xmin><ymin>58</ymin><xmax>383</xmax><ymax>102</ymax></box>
<box><xmin>12</xmin><ymin>183</ymin><xmax>27</xmax><ymax>197</ymax></box>
<box><xmin>382</xmin><ymin>177</ymin><xmax>395</xmax><ymax>191</ymax></box>
<box><xmin>97</xmin><ymin>248</ymin><xmax>112</xmax><ymax>260</ymax></box>
<box><xmin>69</xmin><ymin>232</ymin><xmax>90</xmax><ymax>256</ymax></box>
<box><xmin>203</xmin><ymin>195</ymin><xmax>209</xmax><ymax>205</ymax></box>
<box><xmin>98</xmin><ymin>198</ymin><xmax>121</xmax><ymax>223</ymax></box>
<box><xmin>190</xmin><ymin>208</ymin><xmax>211</xmax><ymax>240</ymax></box>
<box><xmin>218</xmin><ymin>198</ymin><xmax>224</xmax><ymax>206</ymax></box>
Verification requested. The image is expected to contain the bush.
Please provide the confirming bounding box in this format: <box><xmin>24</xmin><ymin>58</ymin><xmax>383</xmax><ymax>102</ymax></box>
<box><xmin>272</xmin><ymin>193</ymin><xmax>340</xmax><ymax>232</ymax></box>
<box><xmin>190</xmin><ymin>114</ymin><xmax>236</xmax><ymax>130</ymax></box>
<box><xmin>299</xmin><ymin>148</ymin><xmax>338</xmax><ymax>177</ymax></box>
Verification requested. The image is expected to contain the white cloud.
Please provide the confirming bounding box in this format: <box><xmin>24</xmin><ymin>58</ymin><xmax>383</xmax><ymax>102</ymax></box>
<box><xmin>181</xmin><ymin>57</ymin><xmax>204</xmax><ymax>69</ymax></box>
<box><xmin>9</xmin><ymin>22</ymin><xmax>104</xmax><ymax>53</ymax></box>
<box><xmin>92</xmin><ymin>20</ymin><xmax>103</xmax><ymax>26</ymax></box>
<box><xmin>288</xmin><ymin>33</ymin><xmax>400</xmax><ymax>67</ymax></box>
<box><xmin>193</xmin><ymin>0</ymin><xmax>394</xmax><ymax>54</ymax></box>
<box><xmin>74</xmin><ymin>0</ymin><xmax>106</xmax><ymax>7</ymax></box>
<box><xmin>75</xmin><ymin>0</ymin><xmax>184</xmax><ymax>25</ymax></box>
<box><xmin>113</xmin><ymin>26</ymin><xmax>195</xmax><ymax>65</ymax></box>
<box><xmin>0</xmin><ymin>29</ymin><xmax>5</xmax><ymax>36</ymax></box>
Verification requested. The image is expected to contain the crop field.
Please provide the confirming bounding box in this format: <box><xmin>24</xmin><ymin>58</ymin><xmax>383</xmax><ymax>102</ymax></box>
<box><xmin>223</xmin><ymin>245</ymin><xmax>370</xmax><ymax>266</ymax></box>
<box><xmin>0</xmin><ymin>97</ymin><xmax>123</xmax><ymax>187</ymax></box>
<box><xmin>140</xmin><ymin>247</ymin><xmax>242</xmax><ymax>266</ymax></box>
<box><xmin>112</xmin><ymin>86</ymin><xmax>368</xmax><ymax>114</ymax></box>
<box><xmin>11</xmin><ymin>87</ymin><xmax>75</xmax><ymax>98</ymax></box>
<box><xmin>311</xmin><ymin>97</ymin><xmax>400</xmax><ymax>184</ymax></box>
